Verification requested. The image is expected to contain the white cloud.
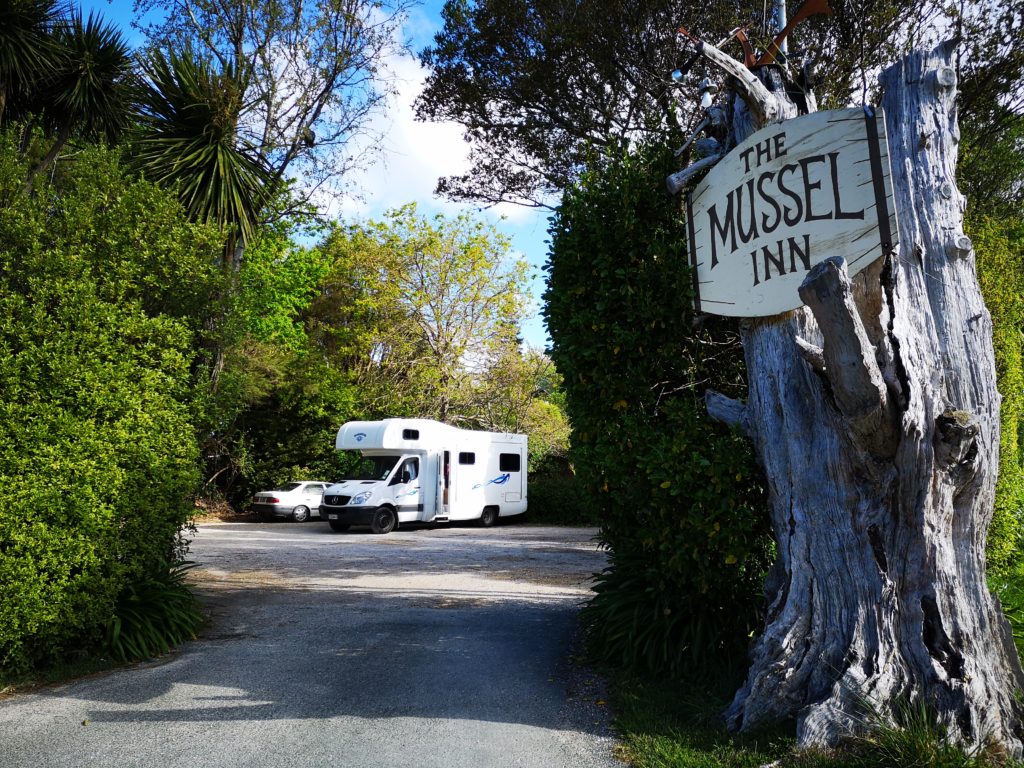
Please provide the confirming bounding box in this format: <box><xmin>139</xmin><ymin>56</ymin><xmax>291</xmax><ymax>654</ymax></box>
<box><xmin>335</xmin><ymin>28</ymin><xmax>553</xmax><ymax>350</ymax></box>
<box><xmin>339</xmin><ymin>49</ymin><xmax>540</xmax><ymax>226</ymax></box>
<box><xmin>337</xmin><ymin>53</ymin><xmax>469</xmax><ymax>218</ymax></box>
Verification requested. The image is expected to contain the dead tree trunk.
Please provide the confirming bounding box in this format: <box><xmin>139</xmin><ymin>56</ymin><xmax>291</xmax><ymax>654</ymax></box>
<box><xmin>710</xmin><ymin>41</ymin><xmax>1024</xmax><ymax>753</ymax></box>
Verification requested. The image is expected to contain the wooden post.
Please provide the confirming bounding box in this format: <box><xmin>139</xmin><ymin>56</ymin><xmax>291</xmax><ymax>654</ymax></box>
<box><xmin>700</xmin><ymin>41</ymin><xmax>1024</xmax><ymax>753</ymax></box>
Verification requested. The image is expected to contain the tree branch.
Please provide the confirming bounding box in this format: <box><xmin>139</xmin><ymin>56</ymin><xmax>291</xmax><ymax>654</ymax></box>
<box><xmin>705</xmin><ymin>390</ymin><xmax>750</xmax><ymax>437</ymax></box>
<box><xmin>798</xmin><ymin>256</ymin><xmax>899</xmax><ymax>459</ymax></box>
<box><xmin>698</xmin><ymin>42</ymin><xmax>779</xmax><ymax>127</ymax></box>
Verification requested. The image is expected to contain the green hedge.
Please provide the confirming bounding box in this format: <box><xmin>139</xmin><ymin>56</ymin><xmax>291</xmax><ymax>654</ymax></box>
<box><xmin>0</xmin><ymin>141</ymin><xmax>221</xmax><ymax>675</ymax></box>
<box><xmin>973</xmin><ymin>215</ymin><xmax>1024</xmax><ymax>572</ymax></box>
<box><xmin>544</xmin><ymin>142</ymin><xmax>773</xmax><ymax>675</ymax></box>
<box><xmin>526</xmin><ymin>470</ymin><xmax>594</xmax><ymax>525</ymax></box>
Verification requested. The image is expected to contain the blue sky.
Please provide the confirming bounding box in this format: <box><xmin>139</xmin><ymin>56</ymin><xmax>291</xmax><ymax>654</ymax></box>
<box><xmin>81</xmin><ymin>0</ymin><xmax>554</xmax><ymax>350</ymax></box>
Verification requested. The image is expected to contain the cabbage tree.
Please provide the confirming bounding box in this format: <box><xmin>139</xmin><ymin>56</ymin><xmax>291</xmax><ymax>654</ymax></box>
<box><xmin>131</xmin><ymin>47</ymin><xmax>275</xmax><ymax>268</ymax></box>
<box><xmin>24</xmin><ymin>11</ymin><xmax>132</xmax><ymax>194</ymax></box>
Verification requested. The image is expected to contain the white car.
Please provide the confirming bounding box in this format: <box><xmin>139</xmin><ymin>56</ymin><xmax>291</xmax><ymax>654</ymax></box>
<box><xmin>252</xmin><ymin>481</ymin><xmax>330</xmax><ymax>522</ymax></box>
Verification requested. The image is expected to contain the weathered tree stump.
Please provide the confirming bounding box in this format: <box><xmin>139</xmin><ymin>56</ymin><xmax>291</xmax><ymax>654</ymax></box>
<box><xmin>704</xmin><ymin>41</ymin><xmax>1024</xmax><ymax>753</ymax></box>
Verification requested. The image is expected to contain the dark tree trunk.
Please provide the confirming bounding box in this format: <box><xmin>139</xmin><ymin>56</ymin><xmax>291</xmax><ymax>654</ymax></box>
<box><xmin>706</xmin><ymin>41</ymin><xmax>1024</xmax><ymax>753</ymax></box>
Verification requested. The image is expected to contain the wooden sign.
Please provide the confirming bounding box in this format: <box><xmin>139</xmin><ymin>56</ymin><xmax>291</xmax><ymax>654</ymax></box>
<box><xmin>686</xmin><ymin>107</ymin><xmax>898</xmax><ymax>317</ymax></box>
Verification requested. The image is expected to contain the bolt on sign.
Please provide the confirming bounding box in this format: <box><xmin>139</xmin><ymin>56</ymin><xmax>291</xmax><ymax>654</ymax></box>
<box><xmin>686</xmin><ymin>107</ymin><xmax>899</xmax><ymax>317</ymax></box>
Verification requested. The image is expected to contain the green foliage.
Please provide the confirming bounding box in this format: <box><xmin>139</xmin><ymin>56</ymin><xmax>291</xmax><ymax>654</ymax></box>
<box><xmin>989</xmin><ymin>561</ymin><xmax>1024</xmax><ymax>659</ymax></box>
<box><xmin>312</xmin><ymin>204</ymin><xmax>531</xmax><ymax>424</ymax></box>
<box><xmin>0</xmin><ymin>0</ymin><xmax>64</xmax><ymax>125</ymax></box>
<box><xmin>526</xmin><ymin>470</ymin><xmax>593</xmax><ymax>525</ymax></box>
<box><xmin>132</xmin><ymin>47</ymin><xmax>275</xmax><ymax>250</ymax></box>
<box><xmin>972</xmin><ymin>216</ymin><xmax>1024</xmax><ymax>571</ymax></box>
<box><xmin>545</xmin><ymin>141</ymin><xmax>771</xmax><ymax>676</ymax></box>
<box><xmin>204</xmin><ymin>227</ymin><xmax>353</xmax><ymax>503</ymax></box>
<box><xmin>41</xmin><ymin>10</ymin><xmax>132</xmax><ymax>143</ymax></box>
<box><xmin>237</xmin><ymin>230</ymin><xmax>332</xmax><ymax>352</ymax></box>
<box><xmin>0</xmin><ymin>138</ymin><xmax>220</xmax><ymax>675</ymax></box>
<box><xmin>523</xmin><ymin>397</ymin><xmax>571</xmax><ymax>472</ymax></box>
<box><xmin>105</xmin><ymin>561</ymin><xmax>205</xmax><ymax>663</ymax></box>
<box><xmin>216</xmin><ymin>204</ymin><xmax>560</xmax><ymax>507</ymax></box>
<box><xmin>956</xmin><ymin>1</ymin><xmax>1024</xmax><ymax>220</ymax></box>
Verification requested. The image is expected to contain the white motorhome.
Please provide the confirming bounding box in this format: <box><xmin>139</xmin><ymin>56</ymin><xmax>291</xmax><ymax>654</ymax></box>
<box><xmin>320</xmin><ymin>418</ymin><xmax>528</xmax><ymax>534</ymax></box>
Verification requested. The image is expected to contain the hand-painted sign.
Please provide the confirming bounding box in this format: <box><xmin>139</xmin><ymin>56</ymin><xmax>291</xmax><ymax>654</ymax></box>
<box><xmin>686</xmin><ymin>107</ymin><xmax>898</xmax><ymax>317</ymax></box>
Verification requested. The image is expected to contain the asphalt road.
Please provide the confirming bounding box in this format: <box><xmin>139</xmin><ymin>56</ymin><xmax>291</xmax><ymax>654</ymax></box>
<box><xmin>0</xmin><ymin>522</ymin><xmax>619</xmax><ymax>768</ymax></box>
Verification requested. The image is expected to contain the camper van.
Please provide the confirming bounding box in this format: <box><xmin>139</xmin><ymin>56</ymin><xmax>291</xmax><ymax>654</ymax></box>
<box><xmin>320</xmin><ymin>418</ymin><xmax>528</xmax><ymax>534</ymax></box>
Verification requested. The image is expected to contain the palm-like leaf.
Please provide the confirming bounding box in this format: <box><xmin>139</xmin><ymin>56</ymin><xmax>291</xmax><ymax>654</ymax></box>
<box><xmin>131</xmin><ymin>48</ymin><xmax>274</xmax><ymax>251</ymax></box>
<box><xmin>0</xmin><ymin>0</ymin><xmax>65</xmax><ymax>124</ymax></box>
<box><xmin>43</xmin><ymin>10</ymin><xmax>132</xmax><ymax>143</ymax></box>
<box><xmin>22</xmin><ymin>9</ymin><xmax>132</xmax><ymax>193</ymax></box>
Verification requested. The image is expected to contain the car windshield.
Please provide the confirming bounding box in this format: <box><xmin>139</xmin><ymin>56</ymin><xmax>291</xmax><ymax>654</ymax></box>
<box><xmin>273</xmin><ymin>482</ymin><xmax>303</xmax><ymax>492</ymax></box>
<box><xmin>342</xmin><ymin>455</ymin><xmax>400</xmax><ymax>481</ymax></box>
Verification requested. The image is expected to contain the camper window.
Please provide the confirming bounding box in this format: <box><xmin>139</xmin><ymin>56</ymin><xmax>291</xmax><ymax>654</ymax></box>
<box><xmin>499</xmin><ymin>453</ymin><xmax>521</xmax><ymax>472</ymax></box>
<box><xmin>390</xmin><ymin>457</ymin><xmax>419</xmax><ymax>485</ymax></box>
<box><xmin>402</xmin><ymin>429</ymin><xmax>420</xmax><ymax>440</ymax></box>
<box><xmin>458</xmin><ymin>452</ymin><xmax>475</xmax><ymax>465</ymax></box>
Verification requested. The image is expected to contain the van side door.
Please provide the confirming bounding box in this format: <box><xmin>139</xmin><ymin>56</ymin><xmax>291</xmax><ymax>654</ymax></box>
<box><xmin>390</xmin><ymin>457</ymin><xmax>422</xmax><ymax>514</ymax></box>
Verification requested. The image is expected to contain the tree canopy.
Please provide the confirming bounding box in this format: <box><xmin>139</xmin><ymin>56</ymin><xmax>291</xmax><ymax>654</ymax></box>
<box><xmin>134</xmin><ymin>0</ymin><xmax>413</xmax><ymax>215</ymax></box>
<box><xmin>416</xmin><ymin>0</ymin><xmax>1023</xmax><ymax>208</ymax></box>
<box><xmin>311</xmin><ymin>204</ymin><xmax>531</xmax><ymax>425</ymax></box>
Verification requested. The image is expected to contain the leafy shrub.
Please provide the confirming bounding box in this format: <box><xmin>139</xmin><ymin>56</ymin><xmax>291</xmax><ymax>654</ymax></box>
<box><xmin>527</xmin><ymin>469</ymin><xmax>594</xmax><ymax>525</ymax></box>
<box><xmin>972</xmin><ymin>215</ymin><xmax>1024</xmax><ymax>572</ymax></box>
<box><xmin>544</xmin><ymin>141</ymin><xmax>772</xmax><ymax>676</ymax></box>
<box><xmin>106</xmin><ymin>561</ymin><xmax>205</xmax><ymax>662</ymax></box>
<box><xmin>0</xmin><ymin>139</ymin><xmax>220</xmax><ymax>675</ymax></box>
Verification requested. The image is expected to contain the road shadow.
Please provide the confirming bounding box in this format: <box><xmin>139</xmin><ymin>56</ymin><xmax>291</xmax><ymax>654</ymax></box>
<box><xmin>28</xmin><ymin>527</ymin><xmax>613</xmax><ymax>743</ymax></box>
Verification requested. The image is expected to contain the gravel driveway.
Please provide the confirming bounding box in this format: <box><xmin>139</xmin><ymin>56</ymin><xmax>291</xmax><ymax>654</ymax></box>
<box><xmin>0</xmin><ymin>522</ymin><xmax>619</xmax><ymax>767</ymax></box>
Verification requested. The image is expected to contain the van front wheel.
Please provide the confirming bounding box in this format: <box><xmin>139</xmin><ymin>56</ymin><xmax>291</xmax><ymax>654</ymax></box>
<box><xmin>480</xmin><ymin>507</ymin><xmax>499</xmax><ymax>527</ymax></box>
<box><xmin>370</xmin><ymin>506</ymin><xmax>397</xmax><ymax>535</ymax></box>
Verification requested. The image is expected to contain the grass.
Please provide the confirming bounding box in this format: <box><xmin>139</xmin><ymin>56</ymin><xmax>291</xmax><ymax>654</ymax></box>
<box><xmin>609</xmin><ymin>672</ymin><xmax>1021</xmax><ymax>768</ymax></box>
<box><xmin>610</xmin><ymin>672</ymin><xmax>795</xmax><ymax>767</ymax></box>
<box><xmin>989</xmin><ymin>563</ymin><xmax>1024</xmax><ymax>660</ymax></box>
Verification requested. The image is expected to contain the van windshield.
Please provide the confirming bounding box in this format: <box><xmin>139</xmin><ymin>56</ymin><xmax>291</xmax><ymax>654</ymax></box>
<box><xmin>342</xmin><ymin>455</ymin><xmax>400</xmax><ymax>481</ymax></box>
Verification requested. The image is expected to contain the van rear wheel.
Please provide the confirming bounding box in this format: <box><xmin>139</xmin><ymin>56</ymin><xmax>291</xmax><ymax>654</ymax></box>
<box><xmin>480</xmin><ymin>506</ymin><xmax>499</xmax><ymax>527</ymax></box>
<box><xmin>370</xmin><ymin>506</ymin><xmax>397</xmax><ymax>535</ymax></box>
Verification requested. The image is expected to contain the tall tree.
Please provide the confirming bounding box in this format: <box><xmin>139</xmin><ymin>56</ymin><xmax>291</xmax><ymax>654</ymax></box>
<box><xmin>416</xmin><ymin>0</ymin><xmax>936</xmax><ymax>207</ymax></box>
<box><xmin>310</xmin><ymin>205</ymin><xmax>530</xmax><ymax>423</ymax></box>
<box><xmin>131</xmin><ymin>47</ymin><xmax>276</xmax><ymax>266</ymax></box>
<box><xmin>134</xmin><ymin>0</ymin><xmax>411</xmax><ymax>215</ymax></box>
<box><xmin>955</xmin><ymin>0</ymin><xmax>1024</xmax><ymax>217</ymax></box>
<box><xmin>24</xmin><ymin>11</ymin><xmax>133</xmax><ymax>194</ymax></box>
